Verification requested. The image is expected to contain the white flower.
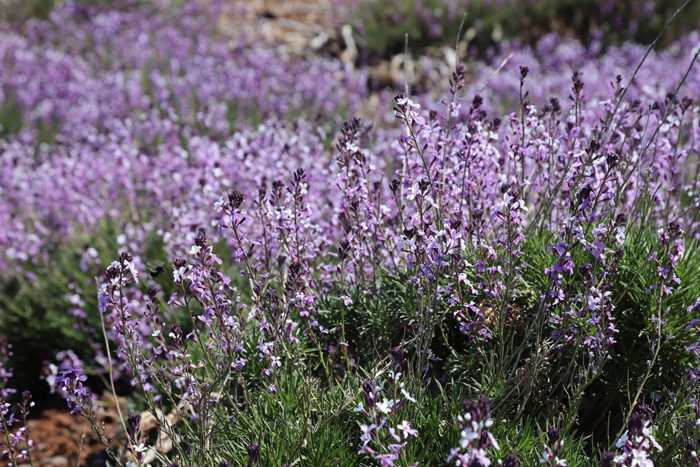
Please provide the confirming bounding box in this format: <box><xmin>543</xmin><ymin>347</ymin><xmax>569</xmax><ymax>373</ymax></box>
<box><xmin>401</xmin><ymin>388</ymin><xmax>416</xmax><ymax>403</ymax></box>
<box><xmin>132</xmin><ymin>443</ymin><xmax>148</xmax><ymax>453</ymax></box>
<box><xmin>213</xmin><ymin>196</ymin><xmax>226</xmax><ymax>212</ymax></box>
<box><xmin>124</xmin><ymin>259</ymin><xmax>139</xmax><ymax>284</ymax></box>
<box><xmin>616</xmin><ymin>431</ymin><xmax>629</xmax><ymax>449</ymax></box>
<box><xmin>376</xmin><ymin>398</ymin><xmax>395</xmax><ymax>414</ymax></box>
<box><xmin>397</xmin><ymin>420</ymin><xmax>418</xmax><ymax>438</ymax></box>
<box><xmin>173</xmin><ymin>266</ymin><xmax>188</xmax><ymax>282</ymax></box>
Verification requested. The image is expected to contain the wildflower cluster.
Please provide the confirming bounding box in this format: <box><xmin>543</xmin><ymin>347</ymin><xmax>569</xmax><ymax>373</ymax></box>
<box><xmin>1</xmin><ymin>0</ymin><xmax>700</xmax><ymax>465</ymax></box>
<box><xmin>539</xmin><ymin>428</ymin><xmax>566</xmax><ymax>467</ymax></box>
<box><xmin>356</xmin><ymin>348</ymin><xmax>420</xmax><ymax>466</ymax></box>
<box><xmin>0</xmin><ymin>391</ymin><xmax>35</xmax><ymax>467</ymax></box>
<box><xmin>448</xmin><ymin>397</ymin><xmax>502</xmax><ymax>466</ymax></box>
<box><xmin>609</xmin><ymin>407</ymin><xmax>662</xmax><ymax>466</ymax></box>
<box><xmin>0</xmin><ymin>339</ymin><xmax>35</xmax><ymax>467</ymax></box>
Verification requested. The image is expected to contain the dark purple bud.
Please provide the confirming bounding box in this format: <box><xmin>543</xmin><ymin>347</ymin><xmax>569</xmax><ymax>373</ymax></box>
<box><xmin>339</xmin><ymin>239</ymin><xmax>350</xmax><ymax>260</ymax></box>
<box><xmin>613</xmin><ymin>247</ymin><xmax>624</xmax><ymax>262</ymax></box>
<box><xmin>549</xmin><ymin>97</ymin><xmax>561</xmax><ymax>114</ymax></box>
<box><xmin>390</xmin><ymin>178</ymin><xmax>401</xmax><ymax>194</ymax></box>
<box><xmin>479</xmin><ymin>429</ymin><xmax>489</xmax><ymax>447</ymax></box>
<box><xmin>194</xmin><ymin>230</ymin><xmax>207</xmax><ymax>248</ymax></box>
<box><xmin>228</xmin><ymin>190</ymin><xmax>245</xmax><ymax>209</ymax></box>
<box><xmin>572</xmin><ymin>71</ymin><xmax>584</xmax><ymax>94</ymax></box>
<box><xmin>579</xmin><ymin>263</ymin><xmax>592</xmax><ymax>278</ymax></box>
<box><xmin>477</xmin><ymin>397</ymin><xmax>490</xmax><ymax>421</ymax></box>
<box><xmin>362</xmin><ymin>380</ymin><xmax>377</xmax><ymax>408</ymax></box>
<box><xmin>104</xmin><ymin>264</ymin><xmax>120</xmax><ymax>281</ymax></box>
<box><xmin>503</xmin><ymin>454</ymin><xmax>520</xmax><ymax>467</ymax></box>
<box><xmin>463</xmin><ymin>399</ymin><xmax>478</xmax><ymax>418</ymax></box>
<box><xmin>637</xmin><ymin>404</ymin><xmax>652</xmax><ymax>419</ymax></box>
<box><xmin>576</xmin><ymin>185</ymin><xmax>593</xmax><ymax>207</ymax></box>
<box><xmin>119</xmin><ymin>251</ymin><xmax>133</xmax><ymax>265</ymax></box>
<box><xmin>681</xmin><ymin>96</ymin><xmax>693</xmax><ymax>112</ymax></box>
<box><xmin>471</xmin><ymin>95</ymin><xmax>483</xmax><ymax>110</ymax></box>
<box><xmin>20</xmin><ymin>391</ymin><xmax>33</xmax><ymax>414</ymax></box>
<box><xmin>668</xmin><ymin>221</ymin><xmax>681</xmax><ymax>238</ymax></box>
<box><xmin>390</xmin><ymin>347</ymin><xmax>405</xmax><ymax>368</ymax></box>
<box><xmin>628</xmin><ymin>412</ymin><xmax>644</xmax><ymax>436</ymax></box>
<box><xmin>127</xmin><ymin>413</ymin><xmax>141</xmax><ymax>445</ymax></box>
<box><xmin>173</xmin><ymin>258</ymin><xmax>187</xmax><ymax>269</ymax></box>
<box><xmin>294</xmin><ymin>168</ymin><xmax>306</xmax><ymax>183</ymax></box>
<box><xmin>507</xmin><ymin>189</ymin><xmax>520</xmax><ymax>203</ymax></box>
<box><xmin>169</xmin><ymin>324</ymin><xmax>183</xmax><ymax>343</ymax></box>
<box><xmin>601</xmin><ymin>452</ymin><xmax>615</xmax><ymax>467</ymax></box>
<box><xmin>247</xmin><ymin>444</ymin><xmax>260</xmax><ymax>466</ymax></box>
<box><xmin>587</xmin><ymin>140</ymin><xmax>600</xmax><ymax>154</ymax></box>
<box><xmin>340</xmin><ymin>116</ymin><xmax>362</xmax><ymax>140</ymax></box>
<box><xmin>519</xmin><ymin>66</ymin><xmax>529</xmax><ymax>80</ymax></box>
<box><xmin>546</xmin><ymin>427</ymin><xmax>561</xmax><ymax>447</ymax></box>
<box><xmin>453</xmin><ymin>64</ymin><xmax>466</xmax><ymax>84</ymax></box>
<box><xmin>219</xmin><ymin>461</ymin><xmax>233</xmax><ymax>467</ymax></box>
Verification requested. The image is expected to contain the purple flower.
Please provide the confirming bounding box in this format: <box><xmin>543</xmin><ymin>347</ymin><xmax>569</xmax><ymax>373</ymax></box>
<box><xmin>449</xmin><ymin>398</ymin><xmax>500</xmax><ymax>466</ymax></box>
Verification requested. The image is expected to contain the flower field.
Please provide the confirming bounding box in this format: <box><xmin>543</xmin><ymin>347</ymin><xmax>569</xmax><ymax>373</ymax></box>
<box><xmin>1</xmin><ymin>0</ymin><xmax>700</xmax><ymax>466</ymax></box>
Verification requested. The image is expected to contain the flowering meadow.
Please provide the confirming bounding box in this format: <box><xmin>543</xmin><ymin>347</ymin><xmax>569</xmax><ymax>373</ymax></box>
<box><xmin>1</xmin><ymin>0</ymin><xmax>700</xmax><ymax>465</ymax></box>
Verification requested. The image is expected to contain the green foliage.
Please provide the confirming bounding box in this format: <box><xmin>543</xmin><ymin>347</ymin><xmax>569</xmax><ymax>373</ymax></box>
<box><xmin>0</xmin><ymin>92</ymin><xmax>23</xmax><ymax>138</ymax></box>
<box><xmin>215</xmin><ymin>370</ymin><xmax>364</xmax><ymax>466</ymax></box>
<box><xmin>0</xmin><ymin>0</ymin><xmax>55</xmax><ymax>22</ymax></box>
<box><xmin>317</xmin><ymin>270</ymin><xmax>414</xmax><ymax>364</ymax></box>
<box><xmin>312</xmin><ymin>218</ymin><xmax>700</xmax><ymax>462</ymax></box>
<box><xmin>350</xmin><ymin>0</ymin><xmax>700</xmax><ymax>59</ymax></box>
<box><xmin>6</xmin><ymin>214</ymin><xmax>695</xmax><ymax>463</ymax></box>
<box><xmin>0</xmin><ymin>221</ymin><xmax>170</xmax><ymax>396</ymax></box>
<box><xmin>0</xmin><ymin>91</ymin><xmax>60</xmax><ymax>145</ymax></box>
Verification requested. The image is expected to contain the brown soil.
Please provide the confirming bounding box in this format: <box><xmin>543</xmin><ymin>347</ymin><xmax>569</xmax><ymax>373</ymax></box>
<box><xmin>1</xmin><ymin>394</ymin><xmax>123</xmax><ymax>467</ymax></box>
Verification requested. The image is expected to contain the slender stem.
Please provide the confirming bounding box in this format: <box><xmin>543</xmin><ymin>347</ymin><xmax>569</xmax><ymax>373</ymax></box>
<box><xmin>99</xmin><ymin>279</ymin><xmax>129</xmax><ymax>445</ymax></box>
